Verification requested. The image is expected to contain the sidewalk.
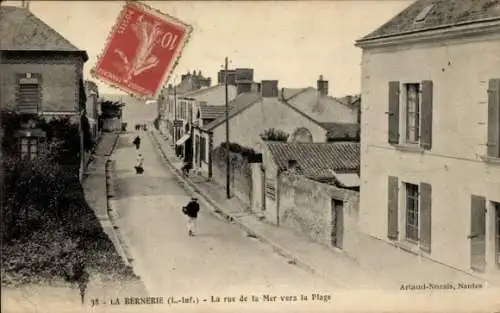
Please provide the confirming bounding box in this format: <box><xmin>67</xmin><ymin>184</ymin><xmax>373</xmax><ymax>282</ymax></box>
<box><xmin>150</xmin><ymin>129</ymin><xmax>497</xmax><ymax>291</ymax></box>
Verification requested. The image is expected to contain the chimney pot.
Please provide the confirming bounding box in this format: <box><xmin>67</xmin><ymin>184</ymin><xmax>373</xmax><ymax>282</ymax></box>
<box><xmin>317</xmin><ymin>76</ymin><xmax>328</xmax><ymax>96</ymax></box>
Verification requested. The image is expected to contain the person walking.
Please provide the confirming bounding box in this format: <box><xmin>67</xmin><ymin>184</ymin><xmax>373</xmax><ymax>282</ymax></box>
<box><xmin>133</xmin><ymin>135</ymin><xmax>141</xmax><ymax>150</ymax></box>
<box><xmin>182</xmin><ymin>197</ymin><xmax>200</xmax><ymax>236</ymax></box>
<box><xmin>135</xmin><ymin>153</ymin><xmax>144</xmax><ymax>175</ymax></box>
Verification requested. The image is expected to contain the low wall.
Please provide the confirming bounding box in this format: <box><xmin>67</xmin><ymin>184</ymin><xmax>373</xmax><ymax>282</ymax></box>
<box><xmin>278</xmin><ymin>172</ymin><xmax>361</xmax><ymax>254</ymax></box>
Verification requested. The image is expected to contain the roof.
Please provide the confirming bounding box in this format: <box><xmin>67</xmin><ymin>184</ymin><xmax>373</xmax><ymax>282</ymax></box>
<box><xmin>202</xmin><ymin>92</ymin><xmax>262</xmax><ymax>131</ymax></box>
<box><xmin>281</xmin><ymin>88</ymin><xmax>308</xmax><ymax>100</ymax></box>
<box><xmin>266</xmin><ymin>142</ymin><xmax>360</xmax><ymax>180</ymax></box>
<box><xmin>321</xmin><ymin>122</ymin><xmax>360</xmax><ymax>141</ymax></box>
<box><xmin>357</xmin><ymin>0</ymin><xmax>500</xmax><ymax>43</ymax></box>
<box><xmin>175</xmin><ymin>78</ymin><xmax>198</xmax><ymax>95</ymax></box>
<box><xmin>199</xmin><ymin>105</ymin><xmax>226</xmax><ymax>120</ymax></box>
<box><xmin>181</xmin><ymin>85</ymin><xmax>220</xmax><ymax>98</ymax></box>
<box><xmin>284</xmin><ymin>87</ymin><xmax>358</xmax><ymax>123</ymax></box>
<box><xmin>0</xmin><ymin>6</ymin><xmax>82</xmax><ymax>51</ymax></box>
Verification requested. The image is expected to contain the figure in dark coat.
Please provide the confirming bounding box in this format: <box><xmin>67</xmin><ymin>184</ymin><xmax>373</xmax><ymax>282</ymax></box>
<box><xmin>133</xmin><ymin>136</ymin><xmax>141</xmax><ymax>149</ymax></box>
<box><xmin>182</xmin><ymin>197</ymin><xmax>200</xmax><ymax>236</ymax></box>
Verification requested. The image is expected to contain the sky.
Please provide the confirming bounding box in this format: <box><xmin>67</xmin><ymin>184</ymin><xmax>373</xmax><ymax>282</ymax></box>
<box><xmin>5</xmin><ymin>0</ymin><xmax>412</xmax><ymax>98</ymax></box>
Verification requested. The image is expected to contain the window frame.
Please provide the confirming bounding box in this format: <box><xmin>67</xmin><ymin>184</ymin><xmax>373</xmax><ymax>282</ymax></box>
<box><xmin>495</xmin><ymin>202</ymin><xmax>500</xmax><ymax>267</ymax></box>
<box><xmin>401</xmin><ymin>82</ymin><xmax>422</xmax><ymax>145</ymax></box>
<box><xmin>16</xmin><ymin>73</ymin><xmax>42</xmax><ymax>114</ymax></box>
<box><xmin>404</xmin><ymin>182</ymin><xmax>420</xmax><ymax>243</ymax></box>
<box><xmin>19</xmin><ymin>136</ymin><xmax>43</xmax><ymax>160</ymax></box>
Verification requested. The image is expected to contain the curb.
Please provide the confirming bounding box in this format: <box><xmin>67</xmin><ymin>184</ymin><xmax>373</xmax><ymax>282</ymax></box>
<box><xmin>103</xmin><ymin>132</ymin><xmax>133</xmax><ymax>268</ymax></box>
<box><xmin>148</xmin><ymin>130</ymin><xmax>328</xmax><ymax>281</ymax></box>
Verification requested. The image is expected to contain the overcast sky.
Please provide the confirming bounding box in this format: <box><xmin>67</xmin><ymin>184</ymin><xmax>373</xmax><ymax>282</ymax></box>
<box><xmin>5</xmin><ymin>0</ymin><xmax>412</xmax><ymax>97</ymax></box>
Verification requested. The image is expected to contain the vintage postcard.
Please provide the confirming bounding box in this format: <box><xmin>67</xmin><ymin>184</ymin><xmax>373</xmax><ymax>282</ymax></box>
<box><xmin>1</xmin><ymin>0</ymin><xmax>500</xmax><ymax>313</ymax></box>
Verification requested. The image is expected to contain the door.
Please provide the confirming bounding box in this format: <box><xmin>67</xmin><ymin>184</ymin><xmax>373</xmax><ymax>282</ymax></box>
<box><xmin>331</xmin><ymin>199</ymin><xmax>344</xmax><ymax>249</ymax></box>
<box><xmin>470</xmin><ymin>195</ymin><xmax>486</xmax><ymax>272</ymax></box>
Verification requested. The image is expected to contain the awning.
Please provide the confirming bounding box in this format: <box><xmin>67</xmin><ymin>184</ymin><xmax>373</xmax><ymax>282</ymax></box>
<box><xmin>176</xmin><ymin>134</ymin><xmax>190</xmax><ymax>146</ymax></box>
<box><xmin>332</xmin><ymin>172</ymin><xmax>360</xmax><ymax>188</ymax></box>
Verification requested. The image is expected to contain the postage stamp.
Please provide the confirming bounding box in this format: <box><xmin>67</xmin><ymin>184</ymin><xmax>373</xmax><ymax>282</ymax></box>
<box><xmin>91</xmin><ymin>1</ymin><xmax>192</xmax><ymax>99</ymax></box>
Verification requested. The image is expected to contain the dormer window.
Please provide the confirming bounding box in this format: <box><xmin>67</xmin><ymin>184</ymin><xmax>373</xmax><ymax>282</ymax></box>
<box><xmin>414</xmin><ymin>4</ymin><xmax>434</xmax><ymax>23</ymax></box>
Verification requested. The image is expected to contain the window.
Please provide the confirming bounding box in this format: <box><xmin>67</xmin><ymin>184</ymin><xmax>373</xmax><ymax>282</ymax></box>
<box><xmin>17</xmin><ymin>76</ymin><xmax>41</xmax><ymax>114</ymax></box>
<box><xmin>387</xmin><ymin>81</ymin><xmax>433</xmax><ymax>149</ymax></box>
<box><xmin>404</xmin><ymin>83</ymin><xmax>420</xmax><ymax>144</ymax></box>
<box><xmin>405</xmin><ymin>183</ymin><xmax>419</xmax><ymax>242</ymax></box>
<box><xmin>495</xmin><ymin>203</ymin><xmax>500</xmax><ymax>266</ymax></box>
<box><xmin>19</xmin><ymin>137</ymin><xmax>39</xmax><ymax>160</ymax></box>
<box><xmin>487</xmin><ymin>79</ymin><xmax>500</xmax><ymax>158</ymax></box>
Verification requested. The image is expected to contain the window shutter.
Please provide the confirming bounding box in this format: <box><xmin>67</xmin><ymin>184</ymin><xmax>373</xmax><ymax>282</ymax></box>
<box><xmin>18</xmin><ymin>83</ymin><xmax>40</xmax><ymax>114</ymax></box>
<box><xmin>420</xmin><ymin>80</ymin><xmax>433</xmax><ymax>150</ymax></box>
<box><xmin>388</xmin><ymin>81</ymin><xmax>400</xmax><ymax>144</ymax></box>
<box><xmin>470</xmin><ymin>195</ymin><xmax>486</xmax><ymax>271</ymax></box>
<box><xmin>387</xmin><ymin>176</ymin><xmax>399</xmax><ymax>240</ymax></box>
<box><xmin>487</xmin><ymin>79</ymin><xmax>500</xmax><ymax>158</ymax></box>
<box><xmin>419</xmin><ymin>182</ymin><xmax>432</xmax><ymax>253</ymax></box>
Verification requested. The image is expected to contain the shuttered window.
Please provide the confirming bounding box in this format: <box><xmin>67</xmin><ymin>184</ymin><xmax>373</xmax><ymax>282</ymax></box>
<box><xmin>487</xmin><ymin>79</ymin><xmax>500</xmax><ymax>158</ymax></box>
<box><xmin>17</xmin><ymin>78</ymin><xmax>40</xmax><ymax>114</ymax></box>
<box><xmin>387</xmin><ymin>176</ymin><xmax>399</xmax><ymax>240</ymax></box>
<box><xmin>419</xmin><ymin>182</ymin><xmax>432</xmax><ymax>253</ymax></box>
<box><xmin>388</xmin><ymin>81</ymin><xmax>400</xmax><ymax>144</ymax></box>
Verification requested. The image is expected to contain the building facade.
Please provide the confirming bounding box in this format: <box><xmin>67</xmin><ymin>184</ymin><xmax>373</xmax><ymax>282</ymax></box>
<box><xmin>356</xmin><ymin>0</ymin><xmax>500</xmax><ymax>284</ymax></box>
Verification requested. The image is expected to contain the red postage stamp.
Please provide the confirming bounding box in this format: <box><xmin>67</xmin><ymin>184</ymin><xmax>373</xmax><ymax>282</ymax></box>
<box><xmin>91</xmin><ymin>1</ymin><xmax>192</xmax><ymax>99</ymax></box>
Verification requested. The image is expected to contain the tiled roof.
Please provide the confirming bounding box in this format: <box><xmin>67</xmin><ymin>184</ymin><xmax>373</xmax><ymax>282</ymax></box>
<box><xmin>202</xmin><ymin>92</ymin><xmax>262</xmax><ymax>131</ymax></box>
<box><xmin>266</xmin><ymin>142</ymin><xmax>360</xmax><ymax>179</ymax></box>
<box><xmin>322</xmin><ymin>123</ymin><xmax>360</xmax><ymax>141</ymax></box>
<box><xmin>199</xmin><ymin>105</ymin><xmax>226</xmax><ymax>120</ymax></box>
<box><xmin>357</xmin><ymin>0</ymin><xmax>500</xmax><ymax>43</ymax></box>
<box><xmin>0</xmin><ymin>6</ymin><xmax>81</xmax><ymax>51</ymax></box>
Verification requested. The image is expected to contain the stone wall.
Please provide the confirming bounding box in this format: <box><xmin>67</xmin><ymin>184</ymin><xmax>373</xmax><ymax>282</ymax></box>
<box><xmin>278</xmin><ymin>172</ymin><xmax>361</xmax><ymax>254</ymax></box>
<box><xmin>212</xmin><ymin>153</ymin><xmax>252</xmax><ymax>206</ymax></box>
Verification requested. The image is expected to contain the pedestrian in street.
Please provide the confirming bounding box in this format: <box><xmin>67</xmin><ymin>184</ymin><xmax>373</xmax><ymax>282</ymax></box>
<box><xmin>135</xmin><ymin>153</ymin><xmax>144</xmax><ymax>175</ymax></box>
<box><xmin>181</xmin><ymin>161</ymin><xmax>192</xmax><ymax>177</ymax></box>
<box><xmin>182</xmin><ymin>197</ymin><xmax>200</xmax><ymax>236</ymax></box>
<box><xmin>133</xmin><ymin>135</ymin><xmax>141</xmax><ymax>150</ymax></box>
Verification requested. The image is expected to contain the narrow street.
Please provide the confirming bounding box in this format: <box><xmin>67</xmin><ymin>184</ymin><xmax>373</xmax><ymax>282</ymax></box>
<box><xmin>109</xmin><ymin>131</ymin><xmax>333</xmax><ymax>299</ymax></box>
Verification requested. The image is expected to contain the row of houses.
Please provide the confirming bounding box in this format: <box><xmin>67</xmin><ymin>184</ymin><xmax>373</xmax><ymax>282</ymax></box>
<box><xmin>0</xmin><ymin>5</ymin><xmax>123</xmax><ymax>179</ymax></box>
<box><xmin>157</xmin><ymin>0</ymin><xmax>500</xmax><ymax>285</ymax></box>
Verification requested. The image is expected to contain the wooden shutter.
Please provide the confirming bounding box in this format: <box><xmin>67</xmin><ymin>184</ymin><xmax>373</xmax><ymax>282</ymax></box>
<box><xmin>470</xmin><ymin>195</ymin><xmax>486</xmax><ymax>271</ymax></box>
<box><xmin>17</xmin><ymin>79</ymin><xmax>40</xmax><ymax>114</ymax></box>
<box><xmin>487</xmin><ymin>79</ymin><xmax>500</xmax><ymax>158</ymax></box>
<box><xmin>419</xmin><ymin>182</ymin><xmax>432</xmax><ymax>253</ymax></box>
<box><xmin>388</xmin><ymin>81</ymin><xmax>400</xmax><ymax>144</ymax></box>
<box><xmin>387</xmin><ymin>176</ymin><xmax>399</xmax><ymax>240</ymax></box>
<box><xmin>420</xmin><ymin>80</ymin><xmax>433</xmax><ymax>150</ymax></box>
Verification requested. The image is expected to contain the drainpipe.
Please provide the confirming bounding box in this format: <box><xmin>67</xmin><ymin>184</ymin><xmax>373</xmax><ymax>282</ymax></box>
<box><xmin>208</xmin><ymin>131</ymin><xmax>213</xmax><ymax>181</ymax></box>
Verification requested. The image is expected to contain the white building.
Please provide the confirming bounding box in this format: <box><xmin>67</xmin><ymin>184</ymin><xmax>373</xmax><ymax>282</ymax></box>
<box><xmin>356</xmin><ymin>0</ymin><xmax>500</xmax><ymax>284</ymax></box>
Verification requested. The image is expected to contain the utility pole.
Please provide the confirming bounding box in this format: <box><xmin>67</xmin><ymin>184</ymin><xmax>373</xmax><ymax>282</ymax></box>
<box><xmin>224</xmin><ymin>57</ymin><xmax>231</xmax><ymax>199</ymax></box>
<box><xmin>174</xmin><ymin>85</ymin><xmax>177</xmax><ymax>144</ymax></box>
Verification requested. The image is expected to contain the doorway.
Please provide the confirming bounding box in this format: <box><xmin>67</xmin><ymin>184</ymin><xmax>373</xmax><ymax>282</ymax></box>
<box><xmin>470</xmin><ymin>195</ymin><xmax>486</xmax><ymax>272</ymax></box>
<box><xmin>331</xmin><ymin>199</ymin><xmax>344</xmax><ymax>249</ymax></box>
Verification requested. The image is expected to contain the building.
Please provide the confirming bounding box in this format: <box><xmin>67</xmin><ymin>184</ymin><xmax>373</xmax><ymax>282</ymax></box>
<box><xmin>258</xmin><ymin>141</ymin><xmax>360</xmax><ymax>224</ymax></box>
<box><xmin>84</xmin><ymin>80</ymin><xmax>100</xmax><ymax>140</ymax></box>
<box><xmin>192</xmin><ymin>80</ymin><xmax>344</xmax><ymax>177</ymax></box>
<box><xmin>157</xmin><ymin>70</ymin><xmax>213</xmax><ymax>147</ymax></box>
<box><xmin>284</xmin><ymin>76</ymin><xmax>360</xmax><ymax>124</ymax></box>
<box><xmin>0</xmin><ymin>6</ymin><xmax>89</xmax><ymax>179</ymax></box>
<box><xmin>355</xmin><ymin>0</ymin><xmax>500</xmax><ymax>284</ymax></box>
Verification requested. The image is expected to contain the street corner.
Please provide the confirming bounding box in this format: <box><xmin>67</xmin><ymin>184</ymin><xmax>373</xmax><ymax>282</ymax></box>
<box><xmin>91</xmin><ymin>0</ymin><xmax>193</xmax><ymax>100</ymax></box>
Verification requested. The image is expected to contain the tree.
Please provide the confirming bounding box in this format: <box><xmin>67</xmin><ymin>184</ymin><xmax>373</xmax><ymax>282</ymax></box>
<box><xmin>259</xmin><ymin>128</ymin><xmax>289</xmax><ymax>141</ymax></box>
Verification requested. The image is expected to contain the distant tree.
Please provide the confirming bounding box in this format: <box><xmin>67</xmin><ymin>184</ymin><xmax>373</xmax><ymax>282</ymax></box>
<box><xmin>260</xmin><ymin>128</ymin><xmax>289</xmax><ymax>141</ymax></box>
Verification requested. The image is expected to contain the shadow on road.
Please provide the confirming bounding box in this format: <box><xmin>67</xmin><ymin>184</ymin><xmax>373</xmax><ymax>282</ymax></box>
<box><xmin>112</xmin><ymin>176</ymin><xmax>189</xmax><ymax>200</ymax></box>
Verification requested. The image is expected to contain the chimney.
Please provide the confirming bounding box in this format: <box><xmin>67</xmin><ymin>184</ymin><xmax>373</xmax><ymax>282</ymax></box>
<box><xmin>261</xmin><ymin>80</ymin><xmax>279</xmax><ymax>98</ymax></box>
<box><xmin>218</xmin><ymin>70</ymin><xmax>237</xmax><ymax>85</ymax></box>
<box><xmin>346</xmin><ymin>95</ymin><xmax>353</xmax><ymax>105</ymax></box>
<box><xmin>235</xmin><ymin>68</ymin><xmax>254</xmax><ymax>82</ymax></box>
<box><xmin>236</xmin><ymin>80</ymin><xmax>252</xmax><ymax>95</ymax></box>
<box><xmin>317</xmin><ymin>75</ymin><xmax>328</xmax><ymax>96</ymax></box>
